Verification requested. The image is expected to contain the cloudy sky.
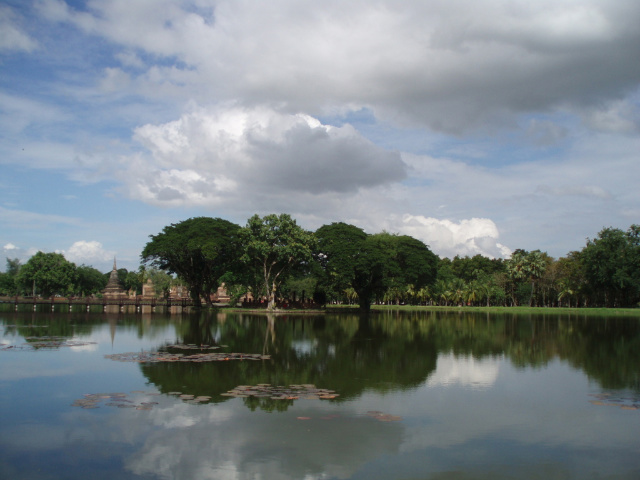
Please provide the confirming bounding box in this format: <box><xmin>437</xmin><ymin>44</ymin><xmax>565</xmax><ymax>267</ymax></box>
<box><xmin>1</xmin><ymin>0</ymin><xmax>639</xmax><ymax>272</ymax></box>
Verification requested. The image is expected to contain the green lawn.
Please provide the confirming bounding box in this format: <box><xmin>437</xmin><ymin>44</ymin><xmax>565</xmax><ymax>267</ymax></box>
<box><xmin>324</xmin><ymin>304</ymin><xmax>640</xmax><ymax>316</ymax></box>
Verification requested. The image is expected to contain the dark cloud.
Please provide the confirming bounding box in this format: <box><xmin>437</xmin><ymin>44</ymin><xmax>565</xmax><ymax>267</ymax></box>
<box><xmin>245</xmin><ymin>121</ymin><xmax>406</xmax><ymax>194</ymax></box>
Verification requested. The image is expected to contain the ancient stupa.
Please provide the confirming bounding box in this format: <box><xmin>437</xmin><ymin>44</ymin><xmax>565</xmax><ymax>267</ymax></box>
<box><xmin>103</xmin><ymin>258</ymin><xmax>126</xmax><ymax>299</ymax></box>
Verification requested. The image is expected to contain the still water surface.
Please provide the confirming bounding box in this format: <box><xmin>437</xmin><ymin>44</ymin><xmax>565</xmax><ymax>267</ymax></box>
<box><xmin>1</xmin><ymin>309</ymin><xmax>639</xmax><ymax>479</ymax></box>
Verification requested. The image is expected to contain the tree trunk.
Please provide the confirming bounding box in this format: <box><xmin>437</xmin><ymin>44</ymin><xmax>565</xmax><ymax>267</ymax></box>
<box><xmin>529</xmin><ymin>280</ymin><xmax>535</xmax><ymax>307</ymax></box>
<box><xmin>267</xmin><ymin>281</ymin><xmax>277</xmax><ymax>310</ymax></box>
<box><xmin>358</xmin><ymin>298</ymin><xmax>371</xmax><ymax>312</ymax></box>
<box><xmin>190</xmin><ymin>287</ymin><xmax>202</xmax><ymax>308</ymax></box>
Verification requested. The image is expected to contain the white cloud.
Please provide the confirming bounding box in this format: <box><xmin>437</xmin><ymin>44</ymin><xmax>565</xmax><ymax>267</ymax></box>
<box><xmin>0</xmin><ymin>6</ymin><xmax>38</xmax><ymax>53</ymax></box>
<box><xmin>115</xmin><ymin>50</ymin><xmax>146</xmax><ymax>69</ymax></box>
<box><xmin>99</xmin><ymin>67</ymin><xmax>132</xmax><ymax>93</ymax></box>
<box><xmin>3</xmin><ymin>243</ymin><xmax>18</xmax><ymax>251</ymax></box>
<box><xmin>398</xmin><ymin>215</ymin><xmax>512</xmax><ymax>259</ymax></box>
<box><xmin>64</xmin><ymin>240</ymin><xmax>115</xmax><ymax>265</ymax></box>
<box><xmin>117</xmin><ymin>106</ymin><xmax>405</xmax><ymax>206</ymax></box>
<box><xmin>2</xmin><ymin>0</ymin><xmax>638</xmax><ymax>262</ymax></box>
<box><xmin>35</xmin><ymin>1</ymin><xmax>640</xmax><ymax>132</ymax></box>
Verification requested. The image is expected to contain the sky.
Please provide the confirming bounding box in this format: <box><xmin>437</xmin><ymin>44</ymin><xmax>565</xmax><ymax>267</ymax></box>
<box><xmin>1</xmin><ymin>0</ymin><xmax>639</xmax><ymax>273</ymax></box>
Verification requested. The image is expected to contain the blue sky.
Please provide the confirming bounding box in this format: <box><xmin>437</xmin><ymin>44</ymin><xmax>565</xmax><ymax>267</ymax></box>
<box><xmin>1</xmin><ymin>0</ymin><xmax>639</xmax><ymax>273</ymax></box>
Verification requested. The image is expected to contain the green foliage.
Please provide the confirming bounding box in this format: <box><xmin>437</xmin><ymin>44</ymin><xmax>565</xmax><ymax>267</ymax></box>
<box><xmin>124</xmin><ymin>270</ymin><xmax>142</xmax><ymax>294</ymax></box>
<box><xmin>280</xmin><ymin>274</ymin><xmax>316</xmax><ymax>303</ymax></box>
<box><xmin>15</xmin><ymin>251</ymin><xmax>77</xmax><ymax>298</ymax></box>
<box><xmin>142</xmin><ymin>217</ymin><xmax>243</xmax><ymax>307</ymax></box>
<box><xmin>314</xmin><ymin>222</ymin><xmax>368</xmax><ymax>302</ymax></box>
<box><xmin>0</xmin><ymin>258</ymin><xmax>21</xmax><ymax>295</ymax></box>
<box><xmin>75</xmin><ymin>265</ymin><xmax>107</xmax><ymax>296</ymax></box>
<box><xmin>581</xmin><ymin>225</ymin><xmax>640</xmax><ymax>307</ymax></box>
<box><xmin>315</xmin><ymin>224</ymin><xmax>437</xmax><ymax>310</ymax></box>
<box><xmin>436</xmin><ymin>258</ymin><xmax>455</xmax><ymax>283</ymax></box>
<box><xmin>7</xmin><ymin>215</ymin><xmax>635</xmax><ymax>311</ymax></box>
<box><xmin>241</xmin><ymin>214</ymin><xmax>315</xmax><ymax>310</ymax></box>
<box><xmin>506</xmin><ymin>249</ymin><xmax>548</xmax><ymax>306</ymax></box>
<box><xmin>391</xmin><ymin>234</ymin><xmax>438</xmax><ymax>293</ymax></box>
<box><xmin>451</xmin><ymin>254</ymin><xmax>505</xmax><ymax>282</ymax></box>
<box><xmin>146</xmin><ymin>267</ymin><xmax>174</xmax><ymax>298</ymax></box>
<box><xmin>6</xmin><ymin>258</ymin><xmax>21</xmax><ymax>276</ymax></box>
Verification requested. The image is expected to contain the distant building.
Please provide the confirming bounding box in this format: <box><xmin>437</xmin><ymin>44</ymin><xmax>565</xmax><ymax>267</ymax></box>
<box><xmin>103</xmin><ymin>258</ymin><xmax>126</xmax><ymax>299</ymax></box>
<box><xmin>142</xmin><ymin>279</ymin><xmax>155</xmax><ymax>299</ymax></box>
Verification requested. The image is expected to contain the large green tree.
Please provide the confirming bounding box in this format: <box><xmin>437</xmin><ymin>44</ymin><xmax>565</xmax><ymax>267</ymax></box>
<box><xmin>146</xmin><ymin>267</ymin><xmax>175</xmax><ymax>299</ymax></box>
<box><xmin>315</xmin><ymin>224</ymin><xmax>437</xmax><ymax>311</ymax></box>
<box><xmin>451</xmin><ymin>254</ymin><xmax>505</xmax><ymax>282</ymax></box>
<box><xmin>581</xmin><ymin>225</ymin><xmax>640</xmax><ymax>307</ymax></box>
<box><xmin>242</xmin><ymin>214</ymin><xmax>315</xmax><ymax>311</ymax></box>
<box><xmin>0</xmin><ymin>258</ymin><xmax>21</xmax><ymax>295</ymax></box>
<box><xmin>141</xmin><ymin>217</ymin><xmax>243</xmax><ymax>307</ymax></box>
<box><xmin>16</xmin><ymin>251</ymin><xmax>77</xmax><ymax>298</ymax></box>
<box><xmin>391</xmin><ymin>234</ymin><xmax>439</xmax><ymax>294</ymax></box>
<box><xmin>314</xmin><ymin>222</ymin><xmax>368</xmax><ymax>304</ymax></box>
<box><xmin>75</xmin><ymin>265</ymin><xmax>107</xmax><ymax>296</ymax></box>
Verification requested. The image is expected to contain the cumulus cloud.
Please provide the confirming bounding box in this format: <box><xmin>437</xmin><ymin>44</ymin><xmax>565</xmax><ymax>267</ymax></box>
<box><xmin>119</xmin><ymin>106</ymin><xmax>405</xmax><ymax>206</ymax></box>
<box><xmin>64</xmin><ymin>240</ymin><xmax>115</xmax><ymax>265</ymax></box>
<box><xmin>398</xmin><ymin>215</ymin><xmax>512</xmax><ymax>259</ymax></box>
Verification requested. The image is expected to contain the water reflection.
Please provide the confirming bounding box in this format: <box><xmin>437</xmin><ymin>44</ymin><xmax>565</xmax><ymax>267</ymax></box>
<box><xmin>1</xmin><ymin>309</ymin><xmax>639</xmax><ymax>480</ymax></box>
<box><xmin>427</xmin><ymin>353</ymin><xmax>500</xmax><ymax>389</ymax></box>
<box><xmin>136</xmin><ymin>310</ymin><xmax>640</xmax><ymax>401</ymax></box>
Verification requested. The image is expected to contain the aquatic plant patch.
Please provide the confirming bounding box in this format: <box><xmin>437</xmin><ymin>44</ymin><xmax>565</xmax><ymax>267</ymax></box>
<box><xmin>589</xmin><ymin>392</ymin><xmax>640</xmax><ymax>411</ymax></box>
<box><xmin>2</xmin><ymin>337</ymin><xmax>96</xmax><ymax>350</ymax></box>
<box><xmin>104</xmin><ymin>351</ymin><xmax>271</xmax><ymax>363</ymax></box>
<box><xmin>71</xmin><ymin>391</ymin><xmax>215</xmax><ymax>410</ymax></box>
<box><xmin>165</xmin><ymin>343</ymin><xmax>227</xmax><ymax>350</ymax></box>
<box><xmin>71</xmin><ymin>392</ymin><xmax>160</xmax><ymax>410</ymax></box>
<box><xmin>221</xmin><ymin>384</ymin><xmax>339</xmax><ymax>400</ymax></box>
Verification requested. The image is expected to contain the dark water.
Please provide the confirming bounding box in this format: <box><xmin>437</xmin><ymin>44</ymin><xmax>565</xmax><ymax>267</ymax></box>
<box><xmin>1</xmin><ymin>309</ymin><xmax>639</xmax><ymax>479</ymax></box>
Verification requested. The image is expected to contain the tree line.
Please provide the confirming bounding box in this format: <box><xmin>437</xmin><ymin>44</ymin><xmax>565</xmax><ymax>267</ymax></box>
<box><xmin>1</xmin><ymin>215</ymin><xmax>638</xmax><ymax>309</ymax></box>
<box><xmin>0</xmin><ymin>252</ymin><xmax>176</xmax><ymax>300</ymax></box>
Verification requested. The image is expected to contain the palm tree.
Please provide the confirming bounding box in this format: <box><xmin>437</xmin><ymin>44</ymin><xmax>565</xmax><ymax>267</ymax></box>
<box><xmin>433</xmin><ymin>280</ymin><xmax>450</xmax><ymax>306</ymax></box>
<box><xmin>526</xmin><ymin>250</ymin><xmax>547</xmax><ymax>306</ymax></box>
<box><xmin>416</xmin><ymin>285</ymin><xmax>431</xmax><ymax>306</ymax></box>
<box><xmin>405</xmin><ymin>283</ymin><xmax>416</xmax><ymax>305</ymax></box>
<box><xmin>344</xmin><ymin>287</ymin><xmax>358</xmax><ymax>305</ymax></box>
<box><xmin>450</xmin><ymin>278</ymin><xmax>467</xmax><ymax>306</ymax></box>
<box><xmin>557</xmin><ymin>280</ymin><xmax>575</xmax><ymax>308</ymax></box>
<box><xmin>507</xmin><ymin>249</ymin><xmax>548</xmax><ymax>306</ymax></box>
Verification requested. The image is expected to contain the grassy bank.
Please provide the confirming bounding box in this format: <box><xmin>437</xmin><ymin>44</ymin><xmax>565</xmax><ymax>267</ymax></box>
<box><xmin>324</xmin><ymin>304</ymin><xmax>640</xmax><ymax>316</ymax></box>
<box><xmin>222</xmin><ymin>303</ymin><xmax>640</xmax><ymax>316</ymax></box>
<box><xmin>377</xmin><ymin>305</ymin><xmax>640</xmax><ymax>316</ymax></box>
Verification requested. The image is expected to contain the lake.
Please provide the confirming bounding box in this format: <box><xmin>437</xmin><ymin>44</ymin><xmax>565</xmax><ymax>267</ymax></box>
<box><xmin>1</xmin><ymin>308</ymin><xmax>639</xmax><ymax>479</ymax></box>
